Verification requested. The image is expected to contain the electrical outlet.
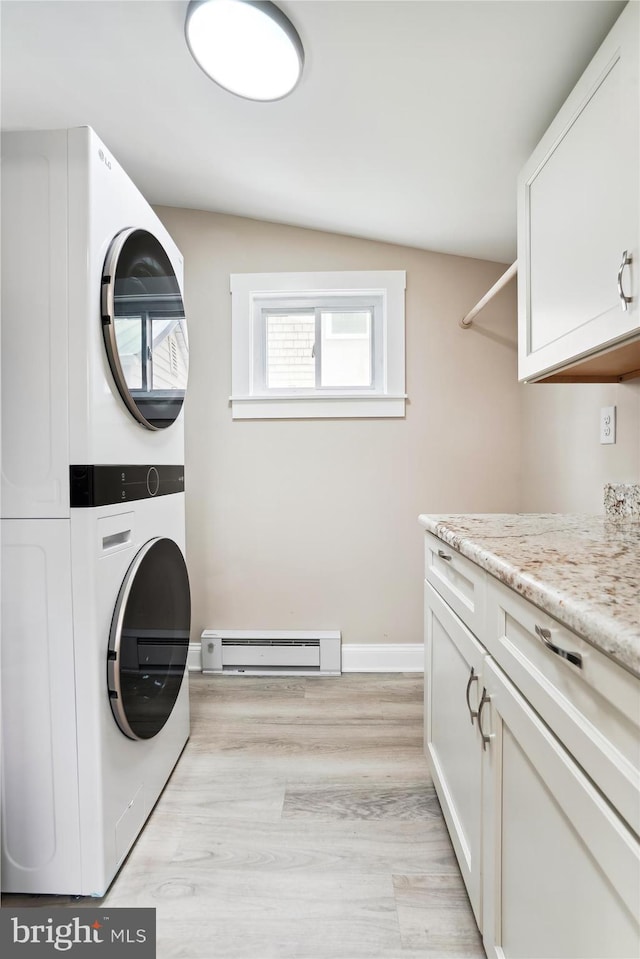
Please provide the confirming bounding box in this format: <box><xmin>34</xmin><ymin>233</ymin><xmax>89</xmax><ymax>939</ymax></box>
<box><xmin>600</xmin><ymin>406</ymin><xmax>616</xmax><ymax>444</ymax></box>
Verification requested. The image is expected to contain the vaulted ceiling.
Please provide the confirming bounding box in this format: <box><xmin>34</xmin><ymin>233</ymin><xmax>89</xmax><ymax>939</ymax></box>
<box><xmin>1</xmin><ymin>0</ymin><xmax>626</xmax><ymax>262</ymax></box>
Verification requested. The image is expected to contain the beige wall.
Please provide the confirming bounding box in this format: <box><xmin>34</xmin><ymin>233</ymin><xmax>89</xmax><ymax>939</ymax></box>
<box><xmin>520</xmin><ymin>380</ymin><xmax>640</xmax><ymax>513</ymax></box>
<box><xmin>156</xmin><ymin>208</ymin><xmax>521</xmax><ymax>646</ymax></box>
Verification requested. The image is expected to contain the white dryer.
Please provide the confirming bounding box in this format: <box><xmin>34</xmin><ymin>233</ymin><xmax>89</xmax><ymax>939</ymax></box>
<box><xmin>2</xmin><ymin>476</ymin><xmax>190</xmax><ymax>896</ymax></box>
<box><xmin>1</xmin><ymin>126</ymin><xmax>189</xmax><ymax>520</ymax></box>
<box><xmin>1</xmin><ymin>128</ymin><xmax>192</xmax><ymax>896</ymax></box>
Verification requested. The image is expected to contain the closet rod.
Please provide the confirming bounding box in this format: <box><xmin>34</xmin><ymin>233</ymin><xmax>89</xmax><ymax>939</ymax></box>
<box><xmin>460</xmin><ymin>260</ymin><xmax>517</xmax><ymax>329</ymax></box>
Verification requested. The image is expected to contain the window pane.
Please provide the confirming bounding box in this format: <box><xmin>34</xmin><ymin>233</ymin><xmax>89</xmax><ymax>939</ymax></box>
<box><xmin>266</xmin><ymin>312</ymin><xmax>315</xmax><ymax>388</ymax></box>
<box><xmin>150</xmin><ymin>317</ymin><xmax>189</xmax><ymax>391</ymax></box>
<box><xmin>320</xmin><ymin>311</ymin><xmax>372</xmax><ymax>387</ymax></box>
<box><xmin>325</xmin><ymin>311</ymin><xmax>370</xmax><ymax>337</ymax></box>
<box><xmin>115</xmin><ymin>316</ymin><xmax>143</xmax><ymax>388</ymax></box>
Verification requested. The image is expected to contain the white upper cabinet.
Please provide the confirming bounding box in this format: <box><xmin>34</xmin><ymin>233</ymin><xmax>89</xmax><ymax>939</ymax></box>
<box><xmin>518</xmin><ymin>1</ymin><xmax>640</xmax><ymax>383</ymax></box>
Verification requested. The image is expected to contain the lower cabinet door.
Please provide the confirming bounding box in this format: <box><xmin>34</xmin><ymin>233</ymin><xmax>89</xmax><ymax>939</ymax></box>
<box><xmin>481</xmin><ymin>658</ymin><xmax>640</xmax><ymax>959</ymax></box>
<box><xmin>424</xmin><ymin>581</ymin><xmax>485</xmax><ymax>925</ymax></box>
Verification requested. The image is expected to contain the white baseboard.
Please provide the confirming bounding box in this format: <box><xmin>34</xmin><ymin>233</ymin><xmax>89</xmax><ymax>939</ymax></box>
<box><xmin>188</xmin><ymin>643</ymin><xmax>203</xmax><ymax>672</ymax></box>
<box><xmin>188</xmin><ymin>641</ymin><xmax>424</xmax><ymax>674</ymax></box>
<box><xmin>341</xmin><ymin>643</ymin><xmax>424</xmax><ymax>673</ymax></box>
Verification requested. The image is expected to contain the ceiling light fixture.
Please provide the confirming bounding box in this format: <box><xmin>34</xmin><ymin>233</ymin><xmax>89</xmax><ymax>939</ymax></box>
<box><xmin>185</xmin><ymin>0</ymin><xmax>304</xmax><ymax>102</ymax></box>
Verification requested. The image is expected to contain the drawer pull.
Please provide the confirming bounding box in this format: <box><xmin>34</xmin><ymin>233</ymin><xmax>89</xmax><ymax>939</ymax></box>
<box><xmin>534</xmin><ymin>624</ymin><xmax>583</xmax><ymax>669</ymax></box>
<box><xmin>617</xmin><ymin>250</ymin><xmax>632</xmax><ymax>311</ymax></box>
<box><xmin>477</xmin><ymin>688</ymin><xmax>493</xmax><ymax>750</ymax></box>
<box><xmin>437</xmin><ymin>549</ymin><xmax>452</xmax><ymax>561</ymax></box>
<box><xmin>465</xmin><ymin>667</ymin><xmax>479</xmax><ymax>724</ymax></box>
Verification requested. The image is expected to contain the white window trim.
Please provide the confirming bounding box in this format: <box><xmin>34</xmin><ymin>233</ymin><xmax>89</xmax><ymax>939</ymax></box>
<box><xmin>230</xmin><ymin>270</ymin><xmax>406</xmax><ymax>419</ymax></box>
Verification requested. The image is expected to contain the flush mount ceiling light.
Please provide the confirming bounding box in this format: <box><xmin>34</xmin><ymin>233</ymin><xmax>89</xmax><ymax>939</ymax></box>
<box><xmin>185</xmin><ymin>0</ymin><xmax>304</xmax><ymax>101</ymax></box>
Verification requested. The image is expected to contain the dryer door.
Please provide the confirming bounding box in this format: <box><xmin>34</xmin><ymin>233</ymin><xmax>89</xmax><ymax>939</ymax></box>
<box><xmin>101</xmin><ymin>228</ymin><xmax>189</xmax><ymax>430</ymax></box>
<box><xmin>108</xmin><ymin>537</ymin><xmax>190</xmax><ymax>740</ymax></box>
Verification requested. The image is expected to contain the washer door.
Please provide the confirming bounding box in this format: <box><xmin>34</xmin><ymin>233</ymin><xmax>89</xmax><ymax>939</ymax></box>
<box><xmin>101</xmin><ymin>228</ymin><xmax>189</xmax><ymax>430</ymax></box>
<box><xmin>108</xmin><ymin>537</ymin><xmax>191</xmax><ymax>740</ymax></box>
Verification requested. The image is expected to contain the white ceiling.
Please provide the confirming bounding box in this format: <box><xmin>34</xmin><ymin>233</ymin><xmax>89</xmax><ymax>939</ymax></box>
<box><xmin>1</xmin><ymin>0</ymin><xmax>626</xmax><ymax>263</ymax></box>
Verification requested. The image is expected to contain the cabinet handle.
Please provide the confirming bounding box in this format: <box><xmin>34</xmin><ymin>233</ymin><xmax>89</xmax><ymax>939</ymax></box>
<box><xmin>437</xmin><ymin>549</ymin><xmax>452</xmax><ymax>561</ymax></box>
<box><xmin>534</xmin><ymin>624</ymin><xmax>583</xmax><ymax>669</ymax></box>
<box><xmin>465</xmin><ymin>667</ymin><xmax>479</xmax><ymax>724</ymax></box>
<box><xmin>617</xmin><ymin>250</ymin><xmax>632</xmax><ymax>311</ymax></box>
<box><xmin>477</xmin><ymin>687</ymin><xmax>492</xmax><ymax>750</ymax></box>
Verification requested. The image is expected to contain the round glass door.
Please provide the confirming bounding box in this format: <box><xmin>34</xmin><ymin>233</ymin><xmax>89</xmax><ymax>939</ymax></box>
<box><xmin>101</xmin><ymin>228</ymin><xmax>189</xmax><ymax>430</ymax></box>
<box><xmin>108</xmin><ymin>537</ymin><xmax>191</xmax><ymax>740</ymax></box>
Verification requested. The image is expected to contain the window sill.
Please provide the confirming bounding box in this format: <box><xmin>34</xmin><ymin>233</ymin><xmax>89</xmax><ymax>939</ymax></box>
<box><xmin>230</xmin><ymin>394</ymin><xmax>407</xmax><ymax>420</ymax></box>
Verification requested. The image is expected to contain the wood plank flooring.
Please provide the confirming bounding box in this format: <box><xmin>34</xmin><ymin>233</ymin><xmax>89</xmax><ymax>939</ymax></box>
<box><xmin>2</xmin><ymin>673</ymin><xmax>485</xmax><ymax>959</ymax></box>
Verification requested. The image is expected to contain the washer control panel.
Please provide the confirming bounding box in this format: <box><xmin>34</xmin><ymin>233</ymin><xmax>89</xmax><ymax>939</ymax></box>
<box><xmin>70</xmin><ymin>464</ymin><xmax>185</xmax><ymax>507</ymax></box>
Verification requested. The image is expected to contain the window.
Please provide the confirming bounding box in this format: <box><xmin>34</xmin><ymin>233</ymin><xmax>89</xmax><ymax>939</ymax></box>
<box><xmin>113</xmin><ymin>316</ymin><xmax>188</xmax><ymax>392</ymax></box>
<box><xmin>259</xmin><ymin>298</ymin><xmax>377</xmax><ymax>391</ymax></box>
<box><xmin>230</xmin><ymin>271</ymin><xmax>406</xmax><ymax>419</ymax></box>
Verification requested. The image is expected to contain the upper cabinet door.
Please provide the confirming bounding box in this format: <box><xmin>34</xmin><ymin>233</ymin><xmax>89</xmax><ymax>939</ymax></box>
<box><xmin>518</xmin><ymin>1</ymin><xmax>639</xmax><ymax>383</ymax></box>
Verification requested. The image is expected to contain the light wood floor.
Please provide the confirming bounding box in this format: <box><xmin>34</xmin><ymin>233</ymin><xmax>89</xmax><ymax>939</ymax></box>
<box><xmin>2</xmin><ymin>673</ymin><xmax>485</xmax><ymax>959</ymax></box>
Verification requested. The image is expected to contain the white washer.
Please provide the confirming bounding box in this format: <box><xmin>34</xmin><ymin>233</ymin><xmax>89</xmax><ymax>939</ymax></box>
<box><xmin>1</xmin><ymin>126</ymin><xmax>188</xmax><ymax>520</ymax></box>
<box><xmin>1</xmin><ymin>128</ymin><xmax>191</xmax><ymax>896</ymax></box>
<box><xmin>2</xmin><ymin>488</ymin><xmax>190</xmax><ymax>896</ymax></box>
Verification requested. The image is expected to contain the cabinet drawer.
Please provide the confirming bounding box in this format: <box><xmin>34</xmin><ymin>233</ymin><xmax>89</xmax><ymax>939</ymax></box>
<box><xmin>482</xmin><ymin>657</ymin><xmax>640</xmax><ymax>959</ymax></box>
<box><xmin>486</xmin><ymin>575</ymin><xmax>640</xmax><ymax>836</ymax></box>
<box><xmin>424</xmin><ymin>532</ymin><xmax>486</xmax><ymax>636</ymax></box>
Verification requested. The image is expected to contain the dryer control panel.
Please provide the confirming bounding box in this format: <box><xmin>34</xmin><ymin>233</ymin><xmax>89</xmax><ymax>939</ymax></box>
<box><xmin>70</xmin><ymin>464</ymin><xmax>185</xmax><ymax>507</ymax></box>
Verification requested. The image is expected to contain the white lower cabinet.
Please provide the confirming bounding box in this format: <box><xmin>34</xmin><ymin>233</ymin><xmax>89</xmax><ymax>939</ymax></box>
<box><xmin>424</xmin><ymin>581</ymin><xmax>485</xmax><ymax>925</ymax></box>
<box><xmin>481</xmin><ymin>658</ymin><xmax>640</xmax><ymax>959</ymax></box>
<box><xmin>423</xmin><ymin>547</ymin><xmax>640</xmax><ymax>959</ymax></box>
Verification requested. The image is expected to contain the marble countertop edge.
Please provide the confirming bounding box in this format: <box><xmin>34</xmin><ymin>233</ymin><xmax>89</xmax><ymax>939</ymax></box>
<box><xmin>418</xmin><ymin>513</ymin><xmax>640</xmax><ymax>678</ymax></box>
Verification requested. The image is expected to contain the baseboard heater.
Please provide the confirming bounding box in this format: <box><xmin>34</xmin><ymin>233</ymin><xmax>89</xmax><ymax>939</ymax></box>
<box><xmin>200</xmin><ymin>629</ymin><xmax>341</xmax><ymax>676</ymax></box>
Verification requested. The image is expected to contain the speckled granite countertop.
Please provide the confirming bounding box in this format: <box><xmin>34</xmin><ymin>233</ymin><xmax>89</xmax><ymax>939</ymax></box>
<box><xmin>418</xmin><ymin>514</ymin><xmax>640</xmax><ymax>677</ymax></box>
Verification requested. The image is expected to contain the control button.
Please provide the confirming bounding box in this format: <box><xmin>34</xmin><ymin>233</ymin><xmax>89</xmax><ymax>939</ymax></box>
<box><xmin>147</xmin><ymin>466</ymin><xmax>160</xmax><ymax>496</ymax></box>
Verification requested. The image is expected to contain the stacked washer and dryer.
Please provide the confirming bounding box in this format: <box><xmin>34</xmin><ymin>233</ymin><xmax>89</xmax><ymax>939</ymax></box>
<box><xmin>1</xmin><ymin>127</ymin><xmax>191</xmax><ymax>897</ymax></box>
